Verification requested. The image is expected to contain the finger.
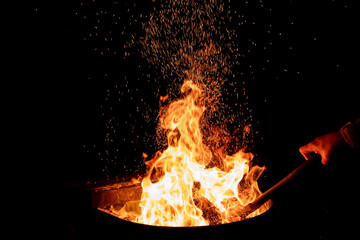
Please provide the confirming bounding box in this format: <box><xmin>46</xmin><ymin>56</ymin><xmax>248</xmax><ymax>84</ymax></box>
<box><xmin>299</xmin><ymin>144</ymin><xmax>315</xmax><ymax>160</ymax></box>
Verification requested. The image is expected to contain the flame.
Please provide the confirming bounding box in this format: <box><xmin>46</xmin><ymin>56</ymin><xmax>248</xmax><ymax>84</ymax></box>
<box><xmin>130</xmin><ymin>80</ymin><xmax>269</xmax><ymax>226</ymax></box>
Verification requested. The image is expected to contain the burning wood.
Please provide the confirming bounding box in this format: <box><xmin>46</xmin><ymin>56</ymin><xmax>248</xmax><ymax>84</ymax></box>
<box><xmin>192</xmin><ymin>181</ymin><xmax>222</xmax><ymax>225</ymax></box>
<box><xmin>99</xmin><ymin>0</ymin><xmax>271</xmax><ymax>227</ymax></box>
<box><xmin>99</xmin><ymin>81</ymin><xmax>270</xmax><ymax>226</ymax></box>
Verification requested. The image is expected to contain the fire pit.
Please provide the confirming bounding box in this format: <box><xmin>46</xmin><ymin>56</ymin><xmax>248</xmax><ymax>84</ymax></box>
<box><xmin>66</xmin><ymin>0</ymin><xmax>273</xmax><ymax>230</ymax></box>
<box><xmin>67</xmin><ymin>177</ymin><xmax>272</xmax><ymax>237</ymax></box>
<box><xmin>63</xmin><ymin>152</ymin><xmax>354</xmax><ymax>239</ymax></box>
<box><xmin>96</xmin><ymin>178</ymin><xmax>272</xmax><ymax>226</ymax></box>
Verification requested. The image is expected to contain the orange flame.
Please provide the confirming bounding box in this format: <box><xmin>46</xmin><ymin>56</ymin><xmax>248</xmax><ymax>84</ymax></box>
<box><xmin>131</xmin><ymin>80</ymin><xmax>269</xmax><ymax>226</ymax></box>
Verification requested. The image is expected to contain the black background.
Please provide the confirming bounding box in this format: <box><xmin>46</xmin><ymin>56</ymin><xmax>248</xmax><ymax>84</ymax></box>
<box><xmin>27</xmin><ymin>0</ymin><xmax>359</xmax><ymax>237</ymax></box>
<box><xmin>29</xmin><ymin>0</ymin><xmax>358</xmax><ymax>180</ymax></box>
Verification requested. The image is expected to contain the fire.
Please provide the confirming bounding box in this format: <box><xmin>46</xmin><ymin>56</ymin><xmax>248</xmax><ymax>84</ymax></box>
<box><xmin>122</xmin><ymin>80</ymin><xmax>270</xmax><ymax>226</ymax></box>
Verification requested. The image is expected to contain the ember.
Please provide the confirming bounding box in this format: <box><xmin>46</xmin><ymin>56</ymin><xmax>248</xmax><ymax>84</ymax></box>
<box><xmin>101</xmin><ymin>0</ymin><xmax>272</xmax><ymax>227</ymax></box>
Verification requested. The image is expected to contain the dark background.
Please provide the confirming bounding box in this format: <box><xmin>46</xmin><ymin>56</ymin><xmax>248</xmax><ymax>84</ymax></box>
<box><xmin>27</xmin><ymin>0</ymin><xmax>359</xmax><ymax>237</ymax></box>
<box><xmin>29</xmin><ymin>0</ymin><xmax>358</xmax><ymax>180</ymax></box>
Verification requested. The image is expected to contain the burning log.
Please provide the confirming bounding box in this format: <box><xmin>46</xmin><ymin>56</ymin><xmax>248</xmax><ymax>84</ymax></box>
<box><xmin>192</xmin><ymin>181</ymin><xmax>222</xmax><ymax>225</ymax></box>
<box><xmin>67</xmin><ymin>180</ymin><xmax>142</xmax><ymax>210</ymax></box>
<box><xmin>92</xmin><ymin>182</ymin><xmax>142</xmax><ymax>209</ymax></box>
<box><xmin>194</xmin><ymin>196</ymin><xmax>222</xmax><ymax>225</ymax></box>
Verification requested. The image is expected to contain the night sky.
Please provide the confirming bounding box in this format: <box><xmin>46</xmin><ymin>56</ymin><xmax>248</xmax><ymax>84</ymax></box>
<box><xmin>29</xmin><ymin>0</ymin><xmax>359</xmax><ymax>183</ymax></box>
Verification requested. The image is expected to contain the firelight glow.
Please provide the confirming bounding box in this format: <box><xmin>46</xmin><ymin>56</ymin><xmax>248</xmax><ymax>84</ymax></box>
<box><xmin>118</xmin><ymin>80</ymin><xmax>270</xmax><ymax>226</ymax></box>
<box><xmin>107</xmin><ymin>0</ymin><xmax>272</xmax><ymax>226</ymax></box>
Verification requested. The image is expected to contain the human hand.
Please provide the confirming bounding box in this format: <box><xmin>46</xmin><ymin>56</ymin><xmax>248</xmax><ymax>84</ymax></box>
<box><xmin>299</xmin><ymin>131</ymin><xmax>346</xmax><ymax>165</ymax></box>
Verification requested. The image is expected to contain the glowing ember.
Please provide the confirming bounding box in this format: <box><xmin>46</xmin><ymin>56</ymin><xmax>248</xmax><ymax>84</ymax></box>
<box><xmin>111</xmin><ymin>0</ymin><xmax>271</xmax><ymax>226</ymax></box>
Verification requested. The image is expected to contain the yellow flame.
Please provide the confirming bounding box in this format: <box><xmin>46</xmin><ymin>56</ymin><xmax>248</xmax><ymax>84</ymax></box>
<box><xmin>131</xmin><ymin>80</ymin><xmax>269</xmax><ymax>226</ymax></box>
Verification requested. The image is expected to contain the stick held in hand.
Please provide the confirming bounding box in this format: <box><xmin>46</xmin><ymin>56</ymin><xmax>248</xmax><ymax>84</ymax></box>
<box><xmin>239</xmin><ymin>154</ymin><xmax>322</xmax><ymax>220</ymax></box>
